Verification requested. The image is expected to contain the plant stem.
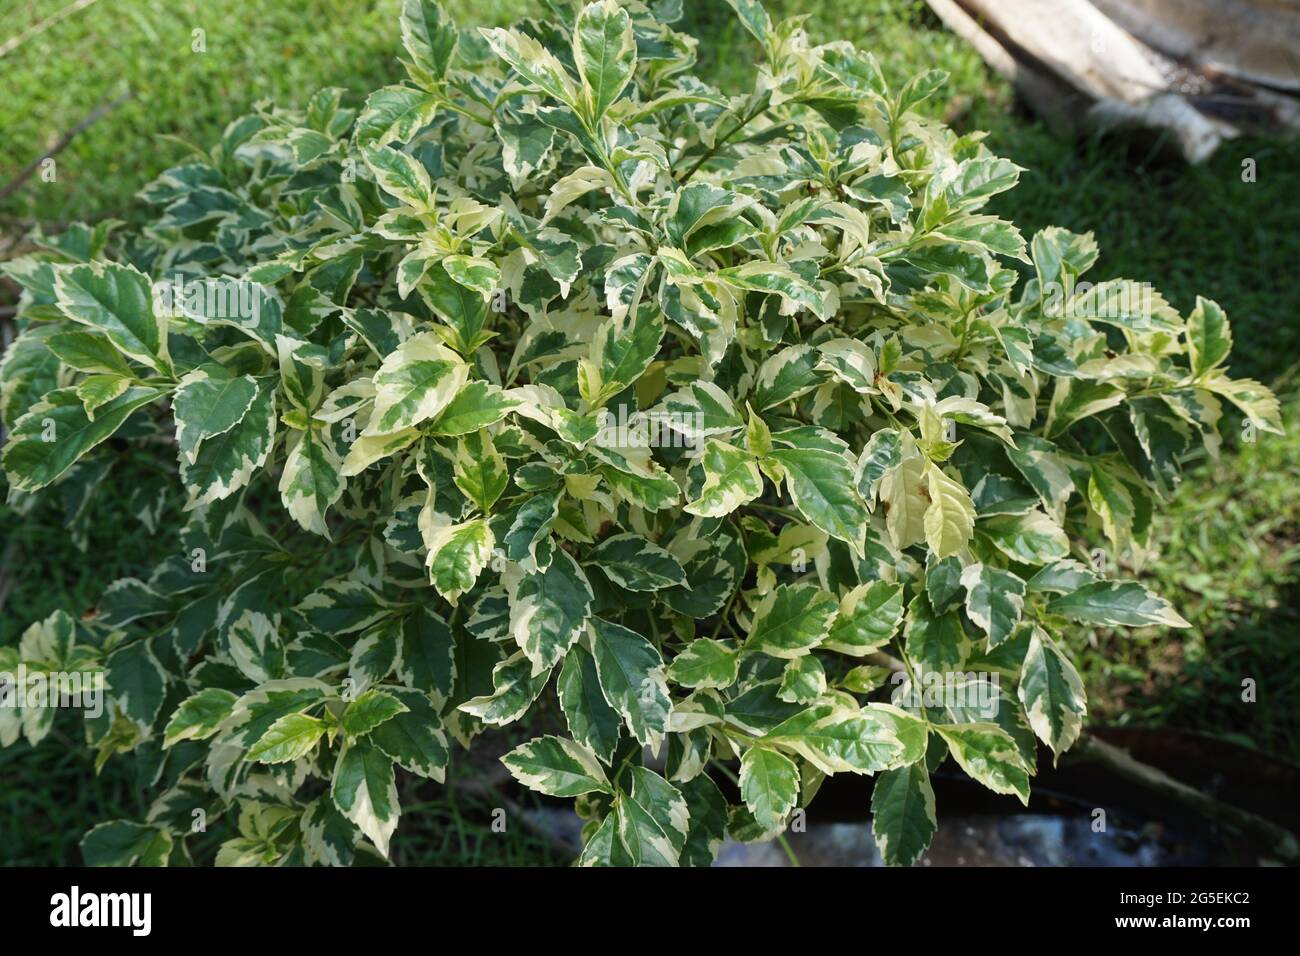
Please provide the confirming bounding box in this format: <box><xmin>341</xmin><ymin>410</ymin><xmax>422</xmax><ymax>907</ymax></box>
<box><xmin>777</xmin><ymin>832</ymin><xmax>802</xmax><ymax>867</ymax></box>
<box><xmin>678</xmin><ymin>97</ymin><xmax>768</xmax><ymax>183</ymax></box>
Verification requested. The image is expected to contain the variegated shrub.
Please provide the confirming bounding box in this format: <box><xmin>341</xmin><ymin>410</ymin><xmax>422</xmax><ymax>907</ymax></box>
<box><xmin>0</xmin><ymin>0</ymin><xmax>1281</xmax><ymax>867</ymax></box>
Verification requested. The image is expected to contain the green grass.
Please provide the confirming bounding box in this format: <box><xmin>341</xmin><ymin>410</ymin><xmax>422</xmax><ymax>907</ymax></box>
<box><xmin>0</xmin><ymin>0</ymin><xmax>533</xmax><ymax>224</ymax></box>
<box><xmin>1</xmin><ymin>0</ymin><xmax>1298</xmax><ymax>865</ymax></box>
<box><xmin>1071</xmin><ymin>386</ymin><xmax>1300</xmax><ymax>757</ymax></box>
<box><xmin>0</xmin><ymin>716</ymin><xmax>150</xmax><ymax>865</ymax></box>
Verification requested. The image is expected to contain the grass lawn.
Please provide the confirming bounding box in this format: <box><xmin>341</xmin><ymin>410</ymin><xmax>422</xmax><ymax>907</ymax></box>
<box><xmin>1</xmin><ymin>0</ymin><xmax>1297</xmax><ymax>864</ymax></box>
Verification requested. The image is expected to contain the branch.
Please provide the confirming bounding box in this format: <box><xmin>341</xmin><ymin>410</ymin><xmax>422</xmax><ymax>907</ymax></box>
<box><xmin>0</xmin><ymin>0</ymin><xmax>100</xmax><ymax>59</ymax></box>
<box><xmin>0</xmin><ymin>88</ymin><xmax>133</xmax><ymax>202</ymax></box>
<box><xmin>1069</xmin><ymin>732</ymin><xmax>1300</xmax><ymax>862</ymax></box>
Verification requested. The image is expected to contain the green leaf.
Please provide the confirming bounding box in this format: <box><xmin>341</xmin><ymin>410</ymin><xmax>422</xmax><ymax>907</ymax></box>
<box><xmin>765</xmin><ymin>703</ymin><xmax>927</xmax><ymax>775</ymax></box>
<box><xmin>979</xmin><ymin>511</ymin><xmax>1069</xmax><ymax>564</ymax></box>
<box><xmin>684</xmin><ymin>439</ymin><xmax>763</xmax><ymax>518</ymax></box>
<box><xmin>420</xmin><ymin>260</ymin><xmax>492</xmax><ymax>355</ymax></box>
<box><xmin>1031</xmin><ymin>226</ymin><xmax>1098</xmax><ymax>290</ymax></box>
<box><xmin>248</xmin><ymin>713</ymin><xmax>326</xmax><ymax>764</ymax></box>
<box><xmin>354</xmin><ymin>85</ymin><xmax>438</xmax><ymax>148</ymax></box>
<box><xmin>400</xmin><ymin>0</ymin><xmax>458</xmax><ymax>83</ymax></box>
<box><xmin>339</xmin><ymin>428</ymin><xmax>421</xmax><ymax>476</ymax></box>
<box><xmin>1046</xmin><ymin>380</ymin><xmax>1124</xmax><ymax>436</ymax></box>
<box><xmin>589</xmin><ymin>617</ymin><xmax>671</xmax><ymax>751</ymax></box>
<box><xmin>926</xmin><ymin>555</ymin><xmax>965</xmax><ymax>614</ymax></box>
<box><xmin>1186</xmin><ymin>295</ymin><xmax>1232</xmax><ymax>376</ymax></box>
<box><xmin>75</xmin><ymin>374</ymin><xmax>130</xmax><ymax>419</ymax></box>
<box><xmin>459</xmin><ymin>652</ymin><xmax>551</xmax><ymax>725</ymax></box>
<box><xmin>503</xmin><ymin>734</ymin><xmax>611</xmax><ymax>797</ymax></box>
<box><xmin>163</xmin><ymin>688</ymin><xmax>238</xmax><ymax>748</ymax></box>
<box><xmin>441</xmin><ymin>254</ymin><xmax>499</xmax><ymax>297</ymax></box>
<box><xmin>227</xmin><ymin>608</ymin><xmax>284</xmax><ymax>684</ymax></box>
<box><xmin>679</xmin><ymin>774</ymin><xmax>729</xmax><ymax>867</ymax></box>
<box><xmin>397</xmin><ymin>608</ymin><xmax>456</xmax><ymax>701</ymax></box>
<box><xmin>369</xmin><ymin>688</ymin><xmax>450</xmax><ymax>780</ymax></box>
<box><xmin>923</xmin><ymin>462</ymin><xmax>975</xmax><ymax>558</ymax></box>
<box><xmin>752</xmin><ymin>345</ymin><xmax>823</xmax><ymax>410</ymax></box>
<box><xmin>105</xmin><ymin>640</ymin><xmax>167</xmax><ymax>728</ymax></box>
<box><xmin>279</xmin><ymin>427</ymin><xmax>345</xmax><ymax>537</ymax></box>
<box><xmin>904</xmin><ymin>591</ymin><xmax>967</xmax><ymax>672</ymax></box>
<box><xmin>667</xmin><ymin>638</ymin><xmax>739</xmax><ymax>690</ymax></box>
<box><xmin>301</xmin><ymin>796</ymin><xmax>357</xmax><ymax>868</ymax></box>
<box><xmin>81</xmin><ymin>821</ymin><xmax>172</xmax><ymax>867</ymax></box>
<box><xmin>52</xmin><ymin>261</ymin><xmax>169</xmax><ymax>372</ymax></box>
<box><xmin>926</xmin><ymin>156</ymin><xmax>1021</xmax><ymax>225</ymax></box>
<box><xmin>503</xmin><ymin>488</ymin><xmax>562</xmax><ymax>567</ymax></box>
<box><xmin>1047</xmin><ymin>580</ymin><xmax>1190</xmax><ymax>628</ymax></box>
<box><xmin>452</xmin><ymin>429</ymin><xmax>509</xmax><ymax>512</ymax></box>
<box><xmin>363</xmin><ymin>145</ymin><xmax>435</xmax><ymax>210</ymax></box>
<box><xmin>424</xmin><ymin>516</ymin><xmax>494</xmax><ymax>604</ymax></box>
<box><xmin>557</xmin><ymin>644</ymin><xmax>622</xmax><ymax>763</ymax></box>
<box><xmin>349</xmin><ymin>618</ymin><xmax>401</xmax><ymax>691</ymax></box>
<box><xmin>896</xmin><ymin>68</ymin><xmax>947</xmax><ymax>116</ymax></box>
<box><xmin>739</xmin><ymin>746</ymin><xmax>800</xmax><ymax>831</ymax></box>
<box><xmin>172</xmin><ymin>370</ymin><xmax>259</xmax><ymax>464</ymax></box>
<box><xmin>2</xmin><ymin>386</ymin><xmax>163</xmax><ymax>492</ymax></box>
<box><xmin>1018</xmin><ymin>627</ymin><xmax>1086</xmax><ymax>760</ymax></box>
<box><xmin>498</xmin><ymin>115</ymin><xmax>556</xmax><ymax>182</ymax></box>
<box><xmin>1087</xmin><ymin>462</ymin><xmax>1137</xmax><ymax>558</ymax></box>
<box><xmin>1201</xmin><ymin>371</ymin><xmax>1283</xmax><ymax>435</ymax></box>
<box><xmin>480</xmin><ymin>27</ymin><xmax>578</xmax><ymax>107</ymax></box>
<box><xmin>870</xmin><ymin>762</ymin><xmax>937</xmax><ymax>867</ymax></box>
<box><xmin>429</xmin><ymin>381</ymin><xmax>521</xmax><ymax>436</ymax></box>
<box><xmin>816</xmin><ymin>338</ymin><xmax>878</xmax><ymax>394</ymax></box>
<box><xmin>745</xmin><ymin>584</ymin><xmax>838</xmax><ymax>659</ymax></box>
<box><xmin>824</xmin><ymin>581</ymin><xmax>905</xmax><ymax>655</ymax></box>
<box><xmin>725</xmin><ymin>0</ymin><xmax>772</xmax><ymax>45</ymax></box>
<box><xmin>573</xmin><ymin>0</ymin><xmax>637</xmax><ymax>121</ymax></box>
<box><xmin>959</xmin><ymin>563</ymin><xmax>1025</xmax><ymax>647</ymax></box>
<box><xmin>366</xmin><ymin>331</ymin><xmax>468</xmax><ymax>434</ymax></box>
<box><xmin>340</xmin><ymin>689</ymin><xmax>408</xmax><ymax>737</ymax></box>
<box><xmin>578</xmin><ymin>813</ymin><xmax>629</xmax><ymax>866</ymax></box>
<box><xmin>224</xmin><ymin>679</ymin><xmax>332</xmax><ymax>749</ymax></box>
<box><xmin>1062</xmin><ymin>279</ymin><xmax>1181</xmax><ymax>332</ymax></box>
<box><xmin>778</xmin><ymin>654</ymin><xmax>827</xmax><ymax>704</ymax></box>
<box><xmin>1005</xmin><ymin>438</ymin><xmax>1074</xmax><ymax>519</ymax></box>
<box><xmin>767</xmin><ymin>447</ymin><xmax>869</xmax><ymax>551</ymax></box>
<box><xmin>298</xmin><ymin>579</ymin><xmax>392</xmax><ymax>635</ymax></box>
<box><xmin>615</xmin><ymin>766</ymin><xmax>688</xmax><ymax>866</ymax></box>
<box><xmin>47</xmin><ymin>330</ymin><xmax>133</xmax><ymax>376</ymax></box>
<box><xmin>587</xmin><ymin>533</ymin><xmax>687</xmax><ymax>590</ymax></box>
<box><xmin>179</xmin><ymin>376</ymin><xmax>277</xmax><ymax>506</ymax></box>
<box><xmin>656</xmin><ymin>381</ymin><xmax>744</xmax><ymax>441</ymax></box>
<box><xmin>331</xmin><ymin>739</ymin><xmax>400</xmax><ymax>857</ymax></box>
<box><xmin>508</xmin><ymin>549</ymin><xmax>594</xmax><ymax>674</ymax></box>
<box><xmin>580</xmin><ymin>303</ymin><xmax>664</xmax><ymax>406</ymax></box>
<box><xmin>935</xmin><ymin>722</ymin><xmax>1032</xmax><ymax>805</ymax></box>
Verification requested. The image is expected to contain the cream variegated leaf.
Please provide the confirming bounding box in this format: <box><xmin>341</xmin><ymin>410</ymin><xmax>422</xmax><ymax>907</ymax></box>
<box><xmin>1018</xmin><ymin>627</ymin><xmax>1087</xmax><ymax>761</ymax></box>
<box><xmin>423</xmin><ymin>515</ymin><xmax>494</xmax><ymax>604</ymax></box>
<box><xmin>502</xmin><ymin>734</ymin><xmax>611</xmax><ymax>797</ymax></box>
<box><xmin>923</xmin><ymin>462</ymin><xmax>975</xmax><ymax>559</ymax></box>
<box><xmin>1</xmin><ymin>0</ymin><xmax>1265</xmax><ymax>870</ymax></box>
